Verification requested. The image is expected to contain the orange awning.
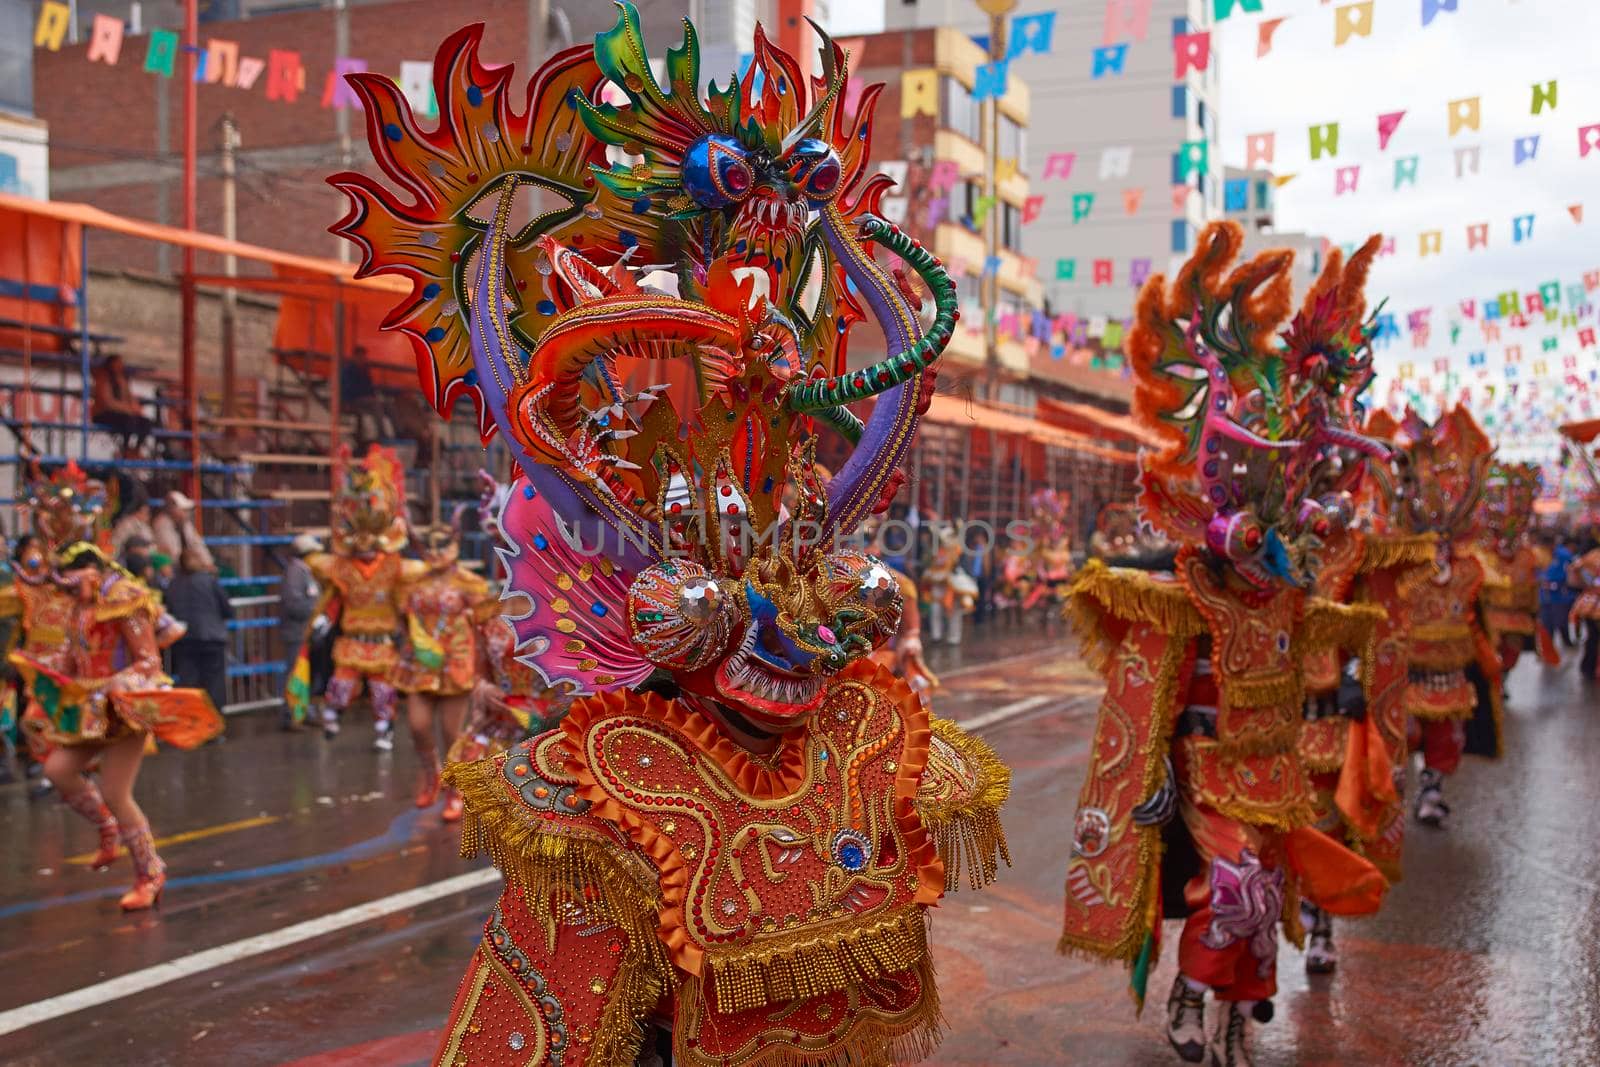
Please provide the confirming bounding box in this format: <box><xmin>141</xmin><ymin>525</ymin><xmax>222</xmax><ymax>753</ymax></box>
<box><xmin>0</xmin><ymin>204</ymin><xmax>81</xmax><ymax>352</ymax></box>
<box><xmin>923</xmin><ymin>394</ymin><xmax>1137</xmax><ymax>463</ymax></box>
<box><xmin>1038</xmin><ymin>395</ymin><xmax>1161</xmax><ymax>447</ymax></box>
<box><xmin>272</xmin><ymin>266</ymin><xmax>419</xmax><ymax>392</ymax></box>
<box><xmin>0</xmin><ymin>191</ymin><xmax>405</xmax><ymax>291</ymax></box>
<box><xmin>1559</xmin><ymin>419</ymin><xmax>1600</xmax><ymax>446</ymax></box>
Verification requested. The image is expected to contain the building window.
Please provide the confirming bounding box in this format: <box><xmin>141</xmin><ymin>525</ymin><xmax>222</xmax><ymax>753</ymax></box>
<box><xmin>940</xmin><ymin>76</ymin><xmax>981</xmax><ymax>144</ymax></box>
<box><xmin>998</xmin><ymin>115</ymin><xmax>1026</xmax><ymax>169</ymax></box>
<box><xmin>1172</xmin><ymin>16</ymin><xmax>1191</xmax><ymax>36</ymax></box>
<box><xmin>1001</xmin><ymin>201</ymin><xmax>1022</xmax><ymax>252</ymax></box>
<box><xmin>1254</xmin><ymin>180</ymin><xmax>1270</xmax><ymax>211</ymax></box>
<box><xmin>1196</xmin><ymin>98</ymin><xmax>1208</xmax><ymax>138</ymax></box>
<box><xmin>1171</xmin><ymin>85</ymin><xmax>1187</xmax><ymax>120</ymax></box>
<box><xmin>1171</xmin><ymin>219</ymin><xmax>1192</xmax><ymax>254</ymax></box>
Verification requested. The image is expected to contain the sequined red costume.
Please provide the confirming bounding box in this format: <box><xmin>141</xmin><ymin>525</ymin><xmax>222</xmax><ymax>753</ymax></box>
<box><xmin>306</xmin><ymin>445</ymin><xmax>416</xmax><ymax>744</ymax></box>
<box><xmin>1365</xmin><ymin>408</ymin><xmax>1505</xmax><ymax>827</ymax></box>
<box><xmin>333</xmin><ymin>7</ymin><xmax>1010</xmax><ymax>1064</ymax></box>
<box><xmin>8</xmin><ymin>463</ymin><xmax>221</xmax><ymax>911</ymax></box>
<box><xmin>1476</xmin><ymin>462</ymin><xmax>1550</xmax><ymax>670</ymax></box>
<box><xmin>1057</xmin><ymin>224</ymin><xmax>1389</xmax><ymax>1064</ymax></box>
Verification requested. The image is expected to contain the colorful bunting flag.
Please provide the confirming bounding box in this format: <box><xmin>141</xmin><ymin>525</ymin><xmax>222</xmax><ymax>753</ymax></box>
<box><xmin>973</xmin><ymin>60</ymin><xmax>1009</xmax><ymax>100</ymax></box>
<box><xmin>1467</xmin><ymin>223</ymin><xmax>1489</xmax><ymax>250</ymax></box>
<box><xmin>900</xmin><ymin>70</ymin><xmax>938</xmax><ymax>118</ymax></box>
<box><xmin>1257</xmin><ymin>17</ymin><xmax>1286</xmax><ymax>58</ymax></box>
<box><xmin>1092</xmin><ymin>43</ymin><xmax>1130</xmax><ymax>79</ymax></box>
<box><xmin>1009</xmin><ymin>12</ymin><xmax>1056</xmax><ymax>58</ymax></box>
<box><xmin>1447</xmin><ymin>97</ymin><xmax>1481</xmax><ymax>136</ymax></box>
<box><xmin>1072</xmin><ymin>193</ymin><xmax>1096</xmax><ymax>222</ymax></box>
<box><xmin>1246</xmin><ymin>133</ymin><xmax>1275</xmax><ymax>168</ymax></box>
<box><xmin>1532</xmin><ymin>80</ymin><xmax>1558</xmax><ymax>115</ymax></box>
<box><xmin>144</xmin><ymin>29</ymin><xmax>179</xmax><ymax>78</ymax></box>
<box><xmin>1377</xmin><ymin>110</ymin><xmax>1405</xmax><ymax>150</ymax></box>
<box><xmin>1309</xmin><ymin>122</ymin><xmax>1340</xmax><ymax>160</ymax></box>
<box><xmin>1514</xmin><ymin>214</ymin><xmax>1535</xmax><ymax>243</ymax></box>
<box><xmin>1334</xmin><ymin>3</ymin><xmax>1375</xmax><ymax>46</ymax></box>
<box><xmin>1514</xmin><ymin>135</ymin><xmax>1539</xmax><ymax>165</ymax></box>
<box><xmin>1394</xmin><ymin>155</ymin><xmax>1419</xmax><ymax>188</ymax></box>
<box><xmin>33</xmin><ymin>0</ymin><xmax>69</xmax><ymax>51</ymax></box>
<box><xmin>1454</xmin><ymin>145</ymin><xmax>1481</xmax><ymax>177</ymax></box>
<box><xmin>1173</xmin><ymin>31</ymin><xmax>1210</xmax><ymax>79</ymax></box>
<box><xmin>1103</xmin><ymin>0</ymin><xmax>1152</xmax><ymax>44</ymax></box>
<box><xmin>1422</xmin><ymin>0</ymin><xmax>1459</xmax><ymax>27</ymax></box>
<box><xmin>266</xmin><ymin>49</ymin><xmax>307</xmax><ymax>102</ymax></box>
<box><xmin>1122</xmin><ymin>187</ymin><xmax>1144</xmax><ymax>215</ymax></box>
<box><xmin>1042</xmin><ymin>152</ymin><xmax>1076</xmax><ymax>180</ymax></box>
<box><xmin>1334</xmin><ymin>166</ymin><xmax>1359</xmax><ymax>195</ymax></box>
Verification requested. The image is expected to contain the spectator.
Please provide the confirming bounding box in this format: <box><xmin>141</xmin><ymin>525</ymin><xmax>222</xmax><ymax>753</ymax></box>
<box><xmin>152</xmin><ymin>490</ymin><xmax>214</xmax><ymax>572</ymax></box>
<box><xmin>149</xmin><ymin>551</ymin><xmax>174</xmax><ymax>589</ymax></box>
<box><xmin>120</xmin><ymin>534</ymin><xmax>154</xmax><ymax>583</ymax></box>
<box><xmin>280</xmin><ymin>533</ymin><xmax>322</xmax><ymax>660</ymax></box>
<box><xmin>90</xmin><ymin>355</ymin><xmax>155</xmax><ymax>457</ymax></box>
<box><xmin>964</xmin><ymin>527</ymin><xmax>993</xmax><ymax>626</ymax></box>
<box><xmin>165</xmin><ymin>547</ymin><xmax>232</xmax><ymax>714</ymax></box>
<box><xmin>110</xmin><ymin>478</ymin><xmax>155</xmax><ymax>558</ymax></box>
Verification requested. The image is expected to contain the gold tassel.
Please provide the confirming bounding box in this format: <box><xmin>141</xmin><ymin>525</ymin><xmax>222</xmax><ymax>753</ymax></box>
<box><xmin>675</xmin><ymin>955</ymin><xmax>944</xmax><ymax>1067</ymax></box>
<box><xmin>1066</xmin><ymin>561</ymin><xmax>1205</xmax><ymax>672</ymax></box>
<box><xmin>445</xmin><ymin>754</ymin><xmax>674</xmax><ymax>1067</ymax></box>
<box><xmin>1300</xmin><ymin>599</ymin><xmax>1386</xmax><ymax>656</ymax></box>
<box><xmin>445</xmin><ymin>755</ymin><xmax>663</xmax><ymax>927</ymax></box>
<box><xmin>1357</xmin><ymin>533</ymin><xmax>1437</xmax><ymax>575</ymax></box>
<box><xmin>707</xmin><ymin>908</ymin><xmax>932</xmax><ymax>1015</ymax></box>
<box><xmin>918</xmin><ymin>717</ymin><xmax>1013</xmax><ymax>891</ymax></box>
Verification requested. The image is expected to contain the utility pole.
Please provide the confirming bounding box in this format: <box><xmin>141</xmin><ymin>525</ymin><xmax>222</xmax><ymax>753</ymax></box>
<box><xmin>220</xmin><ymin>114</ymin><xmax>240</xmax><ymax>426</ymax></box>
<box><xmin>181</xmin><ymin>0</ymin><xmax>200</xmax><ymax>514</ymax></box>
<box><xmin>334</xmin><ymin>0</ymin><xmax>352</xmax><ymax>262</ymax></box>
<box><xmin>976</xmin><ymin>0</ymin><xmax>1016</xmax><ymax>403</ymax></box>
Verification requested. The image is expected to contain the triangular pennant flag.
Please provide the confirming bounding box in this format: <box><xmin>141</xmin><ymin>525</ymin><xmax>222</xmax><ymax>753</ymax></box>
<box><xmin>1572</xmin><ymin>204</ymin><xmax>1585</xmax><ymax>223</ymax></box>
<box><xmin>1256</xmin><ymin>17</ymin><xmax>1286</xmax><ymax>57</ymax></box>
<box><xmin>1377</xmin><ymin>111</ymin><xmax>1405</xmax><ymax>150</ymax></box>
<box><xmin>1273</xmin><ymin>173</ymin><xmax>1298</xmax><ymax>188</ymax></box>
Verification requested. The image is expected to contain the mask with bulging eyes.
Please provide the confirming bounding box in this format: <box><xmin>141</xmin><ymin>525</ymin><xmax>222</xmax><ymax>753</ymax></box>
<box><xmin>626</xmin><ymin>547</ymin><xmax>903</xmax><ymax>729</ymax></box>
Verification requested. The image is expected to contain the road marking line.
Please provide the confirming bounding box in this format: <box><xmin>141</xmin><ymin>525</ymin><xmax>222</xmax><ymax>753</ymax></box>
<box><xmin>956</xmin><ymin>693</ymin><xmax>1057</xmax><ymax>731</ymax></box>
<box><xmin>65</xmin><ymin>815</ymin><xmax>282</xmax><ymax>865</ymax></box>
<box><xmin>0</xmin><ymin>868</ymin><xmax>501</xmax><ymax>1037</ymax></box>
<box><xmin>936</xmin><ymin>645</ymin><xmax>1058</xmax><ymax>681</ymax></box>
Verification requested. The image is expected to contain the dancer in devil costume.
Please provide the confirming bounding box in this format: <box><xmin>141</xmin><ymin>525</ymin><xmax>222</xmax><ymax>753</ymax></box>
<box><xmin>1057</xmin><ymin>224</ymin><xmax>1389</xmax><ymax>1065</ymax></box>
<box><xmin>303</xmin><ymin>445</ymin><xmax>416</xmax><ymax>750</ymax></box>
<box><xmin>1476</xmin><ymin>462</ymin><xmax>1552</xmax><ymax>670</ymax></box>
<box><xmin>1364</xmin><ymin>407</ymin><xmax>1505</xmax><ymax>829</ymax></box>
<box><xmin>9</xmin><ymin>463</ymin><xmax>222</xmax><ymax>910</ymax></box>
<box><xmin>333</xmin><ymin>6</ymin><xmax>1011</xmax><ymax>1063</ymax></box>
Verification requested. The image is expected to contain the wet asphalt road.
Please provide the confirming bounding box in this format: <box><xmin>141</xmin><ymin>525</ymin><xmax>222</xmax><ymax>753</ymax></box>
<box><xmin>0</xmin><ymin>620</ymin><xmax>1596</xmax><ymax>1067</ymax></box>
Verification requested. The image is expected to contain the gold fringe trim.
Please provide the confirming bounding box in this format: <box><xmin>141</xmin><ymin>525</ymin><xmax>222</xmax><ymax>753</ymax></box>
<box><xmin>445</xmin><ymin>755</ymin><xmax>663</xmax><ymax>926</ymax></box>
<box><xmin>1358</xmin><ymin>533</ymin><xmax>1437</xmax><ymax>575</ymax></box>
<box><xmin>1066</xmin><ymin>561</ymin><xmax>1204</xmax><ymax>672</ymax></box>
<box><xmin>446</xmin><ymin>754</ymin><xmax>674</xmax><ymax>1067</ymax></box>
<box><xmin>1300</xmin><ymin>599</ymin><xmax>1386</xmax><ymax>657</ymax></box>
<box><xmin>919</xmin><ymin>717</ymin><xmax>1013</xmax><ymax>891</ymax></box>
<box><xmin>708</xmin><ymin>908</ymin><xmax>931</xmax><ymax>1016</ymax></box>
<box><xmin>1406</xmin><ymin>641</ymin><xmax>1475</xmax><ymax>671</ymax></box>
<box><xmin>1220</xmin><ymin>671</ymin><xmax>1303</xmax><ymax>713</ymax></box>
<box><xmin>676</xmin><ymin>955</ymin><xmax>944</xmax><ymax>1067</ymax></box>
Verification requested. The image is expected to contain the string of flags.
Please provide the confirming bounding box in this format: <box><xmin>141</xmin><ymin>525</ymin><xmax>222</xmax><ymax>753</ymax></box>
<box><xmin>32</xmin><ymin>1</ymin><xmax>446</xmax><ymax>116</ymax></box>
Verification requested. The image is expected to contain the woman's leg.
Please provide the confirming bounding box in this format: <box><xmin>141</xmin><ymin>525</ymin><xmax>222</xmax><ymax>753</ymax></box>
<box><xmin>44</xmin><ymin>743</ymin><xmax>121</xmax><ymax>867</ymax></box>
<box><xmin>97</xmin><ymin>732</ymin><xmax>166</xmax><ymax>908</ymax></box>
<box><xmin>406</xmin><ymin>691</ymin><xmax>441</xmax><ymax>807</ymax></box>
<box><xmin>437</xmin><ymin>694</ymin><xmax>471</xmax><ymax>821</ymax></box>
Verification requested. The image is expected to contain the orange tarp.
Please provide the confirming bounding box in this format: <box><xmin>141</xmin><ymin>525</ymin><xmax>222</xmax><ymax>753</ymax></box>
<box><xmin>923</xmin><ymin>394</ymin><xmax>1136</xmax><ymax>463</ymax></box>
<box><xmin>1038</xmin><ymin>395</ymin><xmax>1161</xmax><ymax>448</ymax></box>
<box><xmin>0</xmin><ymin>206</ymin><xmax>80</xmax><ymax>352</ymax></box>
<box><xmin>1559</xmin><ymin>419</ymin><xmax>1600</xmax><ymax>446</ymax></box>
<box><xmin>271</xmin><ymin>266</ymin><xmax>419</xmax><ymax>392</ymax></box>
<box><xmin>0</xmin><ymin>191</ymin><xmax>408</xmax><ymax>291</ymax></box>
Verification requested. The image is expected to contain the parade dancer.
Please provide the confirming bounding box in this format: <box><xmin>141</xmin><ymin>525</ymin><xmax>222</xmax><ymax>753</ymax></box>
<box><xmin>1293</xmin><ymin>512</ymin><xmax>1435</xmax><ymax>975</ymax></box>
<box><xmin>1057</xmin><ymin>225</ymin><xmax>1388</xmax><ymax>1065</ymax></box>
<box><xmin>1023</xmin><ymin>489</ymin><xmax>1074</xmax><ymax>628</ymax></box>
<box><xmin>394</xmin><ymin>513</ymin><xmax>493</xmax><ymax>814</ymax></box>
<box><xmin>1477</xmin><ymin>462</ymin><xmax>1551</xmax><ymax>670</ymax></box>
<box><xmin>1366</xmin><ymin>408</ymin><xmax>1504</xmax><ymax>828</ymax></box>
<box><xmin>305</xmin><ymin>445</ymin><xmax>413</xmax><ymax>750</ymax></box>
<box><xmin>8</xmin><ymin>463</ymin><xmax>223</xmax><ymax>910</ymax></box>
<box><xmin>334</xmin><ymin>7</ymin><xmax>1012</xmax><ymax>1061</ymax></box>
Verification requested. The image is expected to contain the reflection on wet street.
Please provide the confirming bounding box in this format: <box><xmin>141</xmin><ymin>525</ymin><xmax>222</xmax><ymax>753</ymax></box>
<box><xmin>0</xmin><ymin>626</ymin><xmax>1595</xmax><ymax>1066</ymax></box>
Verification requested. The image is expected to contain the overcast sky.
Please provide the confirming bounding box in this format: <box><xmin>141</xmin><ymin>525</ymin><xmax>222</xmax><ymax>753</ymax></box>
<box><xmin>833</xmin><ymin>0</ymin><xmax>1599</xmax><ymax>457</ymax></box>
